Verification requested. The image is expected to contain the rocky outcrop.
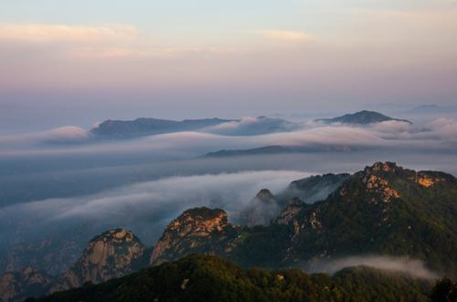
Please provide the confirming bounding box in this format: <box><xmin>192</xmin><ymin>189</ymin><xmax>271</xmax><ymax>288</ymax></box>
<box><xmin>150</xmin><ymin>207</ymin><xmax>239</xmax><ymax>265</ymax></box>
<box><xmin>275</xmin><ymin>198</ymin><xmax>305</xmax><ymax>225</ymax></box>
<box><xmin>0</xmin><ymin>229</ymin><xmax>147</xmax><ymax>301</ymax></box>
<box><xmin>240</xmin><ymin>189</ymin><xmax>281</xmax><ymax>226</ymax></box>
<box><xmin>0</xmin><ymin>267</ymin><xmax>53</xmax><ymax>302</ymax></box>
<box><xmin>60</xmin><ymin>229</ymin><xmax>145</xmax><ymax>289</ymax></box>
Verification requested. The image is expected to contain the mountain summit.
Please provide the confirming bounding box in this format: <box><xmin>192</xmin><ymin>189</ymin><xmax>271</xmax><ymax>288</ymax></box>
<box><xmin>317</xmin><ymin>110</ymin><xmax>412</xmax><ymax>125</ymax></box>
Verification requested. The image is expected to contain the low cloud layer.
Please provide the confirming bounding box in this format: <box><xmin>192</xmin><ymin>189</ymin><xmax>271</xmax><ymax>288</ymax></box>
<box><xmin>0</xmin><ymin>126</ymin><xmax>89</xmax><ymax>148</ymax></box>
<box><xmin>203</xmin><ymin>116</ymin><xmax>301</xmax><ymax>136</ymax></box>
<box><xmin>1</xmin><ymin>117</ymin><xmax>457</xmax><ymax>158</ymax></box>
<box><xmin>309</xmin><ymin>255</ymin><xmax>439</xmax><ymax>280</ymax></box>
<box><xmin>0</xmin><ymin>170</ymin><xmax>309</xmax><ymax>246</ymax></box>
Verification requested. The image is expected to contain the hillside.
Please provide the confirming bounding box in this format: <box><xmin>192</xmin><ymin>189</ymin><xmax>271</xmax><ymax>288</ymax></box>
<box><xmin>26</xmin><ymin>255</ymin><xmax>432</xmax><ymax>302</ymax></box>
<box><xmin>2</xmin><ymin>162</ymin><xmax>456</xmax><ymax>301</ymax></box>
<box><xmin>151</xmin><ymin>162</ymin><xmax>457</xmax><ymax>276</ymax></box>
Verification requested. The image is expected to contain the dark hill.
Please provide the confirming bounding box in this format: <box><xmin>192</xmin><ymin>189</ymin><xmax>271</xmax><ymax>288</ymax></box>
<box><xmin>316</xmin><ymin>110</ymin><xmax>412</xmax><ymax>125</ymax></box>
<box><xmin>27</xmin><ymin>255</ymin><xmax>432</xmax><ymax>302</ymax></box>
<box><xmin>91</xmin><ymin>118</ymin><xmax>234</xmax><ymax>138</ymax></box>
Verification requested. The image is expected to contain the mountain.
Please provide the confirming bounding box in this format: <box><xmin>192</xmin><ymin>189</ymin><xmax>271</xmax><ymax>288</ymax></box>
<box><xmin>149</xmin><ymin>162</ymin><xmax>457</xmax><ymax>276</ymax></box>
<box><xmin>204</xmin><ymin>145</ymin><xmax>361</xmax><ymax>158</ymax></box>
<box><xmin>273</xmin><ymin>162</ymin><xmax>457</xmax><ymax>274</ymax></box>
<box><xmin>91</xmin><ymin>118</ymin><xmax>234</xmax><ymax>138</ymax></box>
<box><xmin>316</xmin><ymin>110</ymin><xmax>412</xmax><ymax>125</ymax></box>
<box><xmin>205</xmin><ymin>145</ymin><xmax>302</xmax><ymax>157</ymax></box>
<box><xmin>27</xmin><ymin>254</ymin><xmax>432</xmax><ymax>302</ymax></box>
<box><xmin>0</xmin><ymin>267</ymin><xmax>53</xmax><ymax>302</ymax></box>
<box><xmin>282</xmin><ymin>173</ymin><xmax>350</xmax><ymax>204</ymax></box>
<box><xmin>239</xmin><ymin>189</ymin><xmax>280</xmax><ymax>226</ymax></box>
<box><xmin>60</xmin><ymin>229</ymin><xmax>147</xmax><ymax>289</ymax></box>
<box><xmin>150</xmin><ymin>208</ymin><xmax>240</xmax><ymax>265</ymax></box>
<box><xmin>238</xmin><ymin>174</ymin><xmax>350</xmax><ymax>226</ymax></box>
<box><xmin>3</xmin><ymin>162</ymin><xmax>457</xmax><ymax>301</ymax></box>
<box><xmin>0</xmin><ymin>229</ymin><xmax>149</xmax><ymax>302</ymax></box>
<box><xmin>90</xmin><ymin>116</ymin><xmax>299</xmax><ymax>138</ymax></box>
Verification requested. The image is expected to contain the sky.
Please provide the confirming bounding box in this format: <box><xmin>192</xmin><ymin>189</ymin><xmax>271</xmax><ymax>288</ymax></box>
<box><xmin>1</xmin><ymin>0</ymin><xmax>457</xmax><ymax>132</ymax></box>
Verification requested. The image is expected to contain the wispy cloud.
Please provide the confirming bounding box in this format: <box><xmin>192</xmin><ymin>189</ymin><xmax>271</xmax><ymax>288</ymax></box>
<box><xmin>310</xmin><ymin>255</ymin><xmax>439</xmax><ymax>280</ymax></box>
<box><xmin>250</xmin><ymin>30</ymin><xmax>312</xmax><ymax>42</ymax></box>
<box><xmin>0</xmin><ymin>170</ymin><xmax>308</xmax><ymax>244</ymax></box>
<box><xmin>0</xmin><ymin>23</ymin><xmax>139</xmax><ymax>43</ymax></box>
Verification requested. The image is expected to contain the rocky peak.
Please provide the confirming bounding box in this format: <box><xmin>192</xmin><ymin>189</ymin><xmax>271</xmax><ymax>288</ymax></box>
<box><xmin>62</xmin><ymin>229</ymin><xmax>145</xmax><ymax>288</ymax></box>
<box><xmin>240</xmin><ymin>189</ymin><xmax>279</xmax><ymax>226</ymax></box>
<box><xmin>364</xmin><ymin>162</ymin><xmax>400</xmax><ymax>175</ymax></box>
<box><xmin>168</xmin><ymin>207</ymin><xmax>229</xmax><ymax>235</ymax></box>
<box><xmin>255</xmin><ymin>189</ymin><xmax>275</xmax><ymax>202</ymax></box>
<box><xmin>337</xmin><ymin>162</ymin><xmax>404</xmax><ymax>204</ymax></box>
<box><xmin>150</xmin><ymin>207</ymin><xmax>236</xmax><ymax>265</ymax></box>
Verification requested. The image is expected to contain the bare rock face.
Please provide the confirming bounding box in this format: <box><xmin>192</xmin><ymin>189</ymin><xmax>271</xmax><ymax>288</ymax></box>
<box><xmin>61</xmin><ymin>229</ymin><xmax>145</xmax><ymax>289</ymax></box>
<box><xmin>337</xmin><ymin>162</ymin><xmax>403</xmax><ymax>204</ymax></box>
<box><xmin>150</xmin><ymin>207</ymin><xmax>239</xmax><ymax>265</ymax></box>
<box><xmin>275</xmin><ymin>198</ymin><xmax>305</xmax><ymax>225</ymax></box>
<box><xmin>0</xmin><ymin>267</ymin><xmax>52</xmax><ymax>302</ymax></box>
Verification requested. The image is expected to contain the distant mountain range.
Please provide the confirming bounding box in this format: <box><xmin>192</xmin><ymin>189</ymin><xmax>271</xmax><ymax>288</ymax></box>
<box><xmin>90</xmin><ymin>110</ymin><xmax>409</xmax><ymax>140</ymax></box>
<box><xmin>2</xmin><ymin>162</ymin><xmax>456</xmax><ymax>301</ymax></box>
<box><xmin>202</xmin><ymin>110</ymin><xmax>413</xmax><ymax>157</ymax></box>
<box><xmin>91</xmin><ymin>118</ymin><xmax>234</xmax><ymax>138</ymax></box>
<box><xmin>204</xmin><ymin>145</ymin><xmax>364</xmax><ymax>158</ymax></box>
<box><xmin>90</xmin><ymin>116</ymin><xmax>299</xmax><ymax>138</ymax></box>
<box><xmin>316</xmin><ymin>110</ymin><xmax>412</xmax><ymax>125</ymax></box>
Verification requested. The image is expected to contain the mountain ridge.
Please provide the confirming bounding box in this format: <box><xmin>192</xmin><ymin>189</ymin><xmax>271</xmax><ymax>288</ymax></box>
<box><xmin>316</xmin><ymin>110</ymin><xmax>412</xmax><ymax>125</ymax></box>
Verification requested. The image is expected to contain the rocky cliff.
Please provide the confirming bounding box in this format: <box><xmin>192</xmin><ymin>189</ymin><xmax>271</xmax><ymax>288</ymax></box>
<box><xmin>61</xmin><ymin>229</ymin><xmax>146</xmax><ymax>289</ymax></box>
<box><xmin>150</xmin><ymin>208</ymin><xmax>240</xmax><ymax>265</ymax></box>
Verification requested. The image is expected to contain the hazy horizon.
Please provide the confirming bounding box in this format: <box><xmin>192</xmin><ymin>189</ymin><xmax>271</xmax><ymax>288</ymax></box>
<box><xmin>1</xmin><ymin>0</ymin><xmax>457</xmax><ymax>133</ymax></box>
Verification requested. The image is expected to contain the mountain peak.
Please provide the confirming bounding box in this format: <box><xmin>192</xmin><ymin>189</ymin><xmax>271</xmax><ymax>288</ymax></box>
<box><xmin>150</xmin><ymin>207</ymin><xmax>235</xmax><ymax>265</ymax></box>
<box><xmin>317</xmin><ymin>110</ymin><xmax>412</xmax><ymax>125</ymax></box>
<box><xmin>365</xmin><ymin>161</ymin><xmax>400</xmax><ymax>174</ymax></box>
<box><xmin>62</xmin><ymin>229</ymin><xmax>145</xmax><ymax>289</ymax></box>
<box><xmin>255</xmin><ymin>189</ymin><xmax>274</xmax><ymax>202</ymax></box>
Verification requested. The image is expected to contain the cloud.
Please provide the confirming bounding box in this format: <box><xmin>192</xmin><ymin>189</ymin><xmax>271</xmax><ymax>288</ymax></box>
<box><xmin>0</xmin><ymin>24</ymin><xmax>138</xmax><ymax>43</ymax></box>
<box><xmin>309</xmin><ymin>255</ymin><xmax>439</xmax><ymax>280</ymax></box>
<box><xmin>0</xmin><ymin>126</ymin><xmax>89</xmax><ymax>148</ymax></box>
<box><xmin>203</xmin><ymin>116</ymin><xmax>301</xmax><ymax>136</ymax></box>
<box><xmin>1</xmin><ymin>117</ymin><xmax>457</xmax><ymax>158</ymax></box>
<box><xmin>250</xmin><ymin>30</ymin><xmax>312</xmax><ymax>42</ymax></box>
<box><xmin>0</xmin><ymin>170</ymin><xmax>309</xmax><ymax>244</ymax></box>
